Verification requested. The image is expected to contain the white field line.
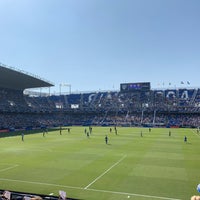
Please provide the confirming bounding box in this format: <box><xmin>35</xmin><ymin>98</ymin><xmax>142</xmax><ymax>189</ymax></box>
<box><xmin>84</xmin><ymin>154</ymin><xmax>127</xmax><ymax>189</ymax></box>
<box><xmin>23</xmin><ymin>147</ymin><xmax>52</xmax><ymax>152</ymax></box>
<box><xmin>0</xmin><ymin>164</ymin><xmax>19</xmax><ymax>172</ymax></box>
<box><xmin>0</xmin><ymin>177</ymin><xmax>182</xmax><ymax>200</ymax></box>
<box><xmin>88</xmin><ymin>188</ymin><xmax>182</xmax><ymax>200</ymax></box>
<box><xmin>0</xmin><ymin>178</ymin><xmax>82</xmax><ymax>190</ymax></box>
<box><xmin>190</xmin><ymin>129</ymin><xmax>200</xmax><ymax>137</ymax></box>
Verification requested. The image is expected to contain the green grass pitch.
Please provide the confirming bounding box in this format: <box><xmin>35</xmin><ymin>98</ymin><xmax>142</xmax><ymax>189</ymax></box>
<box><xmin>0</xmin><ymin>127</ymin><xmax>200</xmax><ymax>200</ymax></box>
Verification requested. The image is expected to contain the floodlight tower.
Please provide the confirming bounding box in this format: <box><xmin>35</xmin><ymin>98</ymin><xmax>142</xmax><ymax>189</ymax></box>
<box><xmin>59</xmin><ymin>83</ymin><xmax>71</xmax><ymax>95</ymax></box>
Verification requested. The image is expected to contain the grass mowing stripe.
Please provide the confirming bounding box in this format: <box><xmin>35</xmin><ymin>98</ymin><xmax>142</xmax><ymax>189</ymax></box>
<box><xmin>84</xmin><ymin>154</ymin><xmax>127</xmax><ymax>189</ymax></box>
<box><xmin>0</xmin><ymin>178</ymin><xmax>181</xmax><ymax>200</ymax></box>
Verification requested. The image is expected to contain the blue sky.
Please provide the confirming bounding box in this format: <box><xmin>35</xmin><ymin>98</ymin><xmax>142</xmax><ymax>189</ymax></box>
<box><xmin>0</xmin><ymin>0</ymin><xmax>200</xmax><ymax>93</ymax></box>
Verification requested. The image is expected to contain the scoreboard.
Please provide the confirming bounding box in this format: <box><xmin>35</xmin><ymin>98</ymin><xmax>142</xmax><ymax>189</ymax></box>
<box><xmin>120</xmin><ymin>82</ymin><xmax>150</xmax><ymax>92</ymax></box>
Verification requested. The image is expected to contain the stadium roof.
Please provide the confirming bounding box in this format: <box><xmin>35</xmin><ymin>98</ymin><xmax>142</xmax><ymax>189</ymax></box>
<box><xmin>0</xmin><ymin>63</ymin><xmax>54</xmax><ymax>90</ymax></box>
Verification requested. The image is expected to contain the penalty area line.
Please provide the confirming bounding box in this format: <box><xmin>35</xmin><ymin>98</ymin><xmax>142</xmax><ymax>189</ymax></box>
<box><xmin>190</xmin><ymin>129</ymin><xmax>200</xmax><ymax>137</ymax></box>
<box><xmin>0</xmin><ymin>164</ymin><xmax>19</xmax><ymax>172</ymax></box>
<box><xmin>84</xmin><ymin>154</ymin><xmax>127</xmax><ymax>189</ymax></box>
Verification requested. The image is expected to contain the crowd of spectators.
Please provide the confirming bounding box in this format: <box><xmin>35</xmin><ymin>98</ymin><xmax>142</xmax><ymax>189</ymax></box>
<box><xmin>0</xmin><ymin>87</ymin><xmax>200</xmax><ymax>130</ymax></box>
<box><xmin>0</xmin><ymin>112</ymin><xmax>200</xmax><ymax>130</ymax></box>
<box><xmin>0</xmin><ymin>189</ymin><xmax>74</xmax><ymax>200</ymax></box>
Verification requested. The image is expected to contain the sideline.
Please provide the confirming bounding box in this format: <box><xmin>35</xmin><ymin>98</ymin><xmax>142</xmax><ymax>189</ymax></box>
<box><xmin>0</xmin><ymin>177</ymin><xmax>181</xmax><ymax>200</ymax></box>
<box><xmin>84</xmin><ymin>154</ymin><xmax>126</xmax><ymax>189</ymax></box>
<box><xmin>88</xmin><ymin>188</ymin><xmax>182</xmax><ymax>200</ymax></box>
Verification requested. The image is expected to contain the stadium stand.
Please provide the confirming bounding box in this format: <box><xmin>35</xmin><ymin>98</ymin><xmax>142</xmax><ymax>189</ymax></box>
<box><xmin>1</xmin><ymin>64</ymin><xmax>200</xmax><ymax>129</ymax></box>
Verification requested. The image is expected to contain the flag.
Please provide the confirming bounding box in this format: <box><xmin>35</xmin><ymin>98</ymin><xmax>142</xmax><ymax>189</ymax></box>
<box><xmin>125</xmin><ymin>111</ymin><xmax>129</xmax><ymax>119</ymax></box>
<box><xmin>3</xmin><ymin>191</ymin><xmax>11</xmax><ymax>200</ymax></box>
<box><xmin>23</xmin><ymin>197</ymin><xmax>31</xmax><ymax>200</ymax></box>
<box><xmin>59</xmin><ymin>190</ymin><xmax>66</xmax><ymax>200</ymax></box>
<box><xmin>187</xmin><ymin>81</ymin><xmax>190</xmax><ymax>85</ymax></box>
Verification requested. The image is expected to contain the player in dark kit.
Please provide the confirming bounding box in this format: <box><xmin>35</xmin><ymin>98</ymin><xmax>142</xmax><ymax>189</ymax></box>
<box><xmin>114</xmin><ymin>126</ymin><xmax>118</xmax><ymax>135</ymax></box>
<box><xmin>89</xmin><ymin>126</ymin><xmax>92</xmax><ymax>134</ymax></box>
<box><xmin>149</xmin><ymin>128</ymin><xmax>151</xmax><ymax>132</ymax></box>
<box><xmin>105</xmin><ymin>135</ymin><xmax>108</xmax><ymax>144</ymax></box>
<box><xmin>21</xmin><ymin>133</ymin><xmax>24</xmax><ymax>141</ymax></box>
<box><xmin>184</xmin><ymin>136</ymin><xmax>187</xmax><ymax>143</ymax></box>
<box><xmin>140</xmin><ymin>131</ymin><xmax>143</xmax><ymax>137</ymax></box>
<box><xmin>169</xmin><ymin>130</ymin><xmax>171</xmax><ymax>136</ymax></box>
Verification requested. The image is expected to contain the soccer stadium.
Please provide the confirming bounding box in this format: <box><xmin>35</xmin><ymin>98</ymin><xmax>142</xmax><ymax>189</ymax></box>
<box><xmin>1</xmin><ymin>63</ymin><xmax>200</xmax><ymax>200</ymax></box>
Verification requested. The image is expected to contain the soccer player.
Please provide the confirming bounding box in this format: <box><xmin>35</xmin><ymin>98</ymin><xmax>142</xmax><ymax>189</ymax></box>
<box><xmin>140</xmin><ymin>131</ymin><xmax>143</xmax><ymax>137</ymax></box>
<box><xmin>149</xmin><ymin>128</ymin><xmax>151</xmax><ymax>132</ymax></box>
<box><xmin>60</xmin><ymin>126</ymin><xmax>62</xmax><ymax>135</ymax></box>
<box><xmin>114</xmin><ymin>126</ymin><xmax>118</xmax><ymax>135</ymax></box>
<box><xmin>21</xmin><ymin>133</ymin><xmax>24</xmax><ymax>141</ymax></box>
<box><xmin>105</xmin><ymin>135</ymin><xmax>108</xmax><ymax>144</ymax></box>
<box><xmin>169</xmin><ymin>130</ymin><xmax>171</xmax><ymax>136</ymax></box>
<box><xmin>184</xmin><ymin>136</ymin><xmax>187</xmax><ymax>143</ymax></box>
<box><xmin>89</xmin><ymin>126</ymin><xmax>92</xmax><ymax>134</ymax></box>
